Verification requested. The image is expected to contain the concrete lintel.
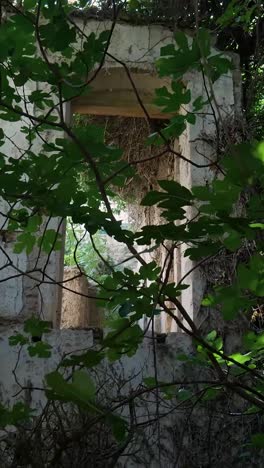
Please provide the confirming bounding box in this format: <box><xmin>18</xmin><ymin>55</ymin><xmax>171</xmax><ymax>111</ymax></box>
<box><xmin>72</xmin><ymin>68</ymin><xmax>172</xmax><ymax>119</ymax></box>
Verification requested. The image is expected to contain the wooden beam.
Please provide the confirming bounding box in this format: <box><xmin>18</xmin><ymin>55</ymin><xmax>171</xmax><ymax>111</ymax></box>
<box><xmin>72</xmin><ymin>68</ymin><xmax>172</xmax><ymax>119</ymax></box>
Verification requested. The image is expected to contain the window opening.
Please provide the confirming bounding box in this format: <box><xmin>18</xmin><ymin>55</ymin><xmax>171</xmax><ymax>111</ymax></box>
<box><xmin>59</xmin><ymin>114</ymin><xmax>175</xmax><ymax>333</ymax></box>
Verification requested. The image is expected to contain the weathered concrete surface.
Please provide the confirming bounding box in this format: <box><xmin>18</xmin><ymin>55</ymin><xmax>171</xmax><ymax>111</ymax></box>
<box><xmin>0</xmin><ymin>327</ymin><xmax>193</xmax><ymax>408</ymax></box>
<box><xmin>0</xmin><ymin>328</ymin><xmax>198</xmax><ymax>467</ymax></box>
<box><xmin>175</xmin><ymin>63</ymin><xmax>241</xmax><ymax>330</ymax></box>
<box><xmin>0</xmin><ymin>327</ymin><xmax>94</xmax><ymax>408</ymax></box>
<box><xmin>61</xmin><ymin>267</ymin><xmax>103</xmax><ymax>329</ymax></box>
<box><xmin>0</xmin><ymin>328</ymin><xmax>260</xmax><ymax>468</ymax></box>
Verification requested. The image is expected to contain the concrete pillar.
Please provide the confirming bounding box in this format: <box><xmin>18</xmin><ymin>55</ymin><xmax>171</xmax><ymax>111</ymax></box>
<box><xmin>175</xmin><ymin>65</ymin><xmax>241</xmax><ymax>329</ymax></box>
<box><xmin>60</xmin><ymin>267</ymin><xmax>102</xmax><ymax>329</ymax></box>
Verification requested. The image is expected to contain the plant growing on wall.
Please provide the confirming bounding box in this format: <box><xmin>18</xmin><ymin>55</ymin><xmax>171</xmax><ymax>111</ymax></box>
<box><xmin>0</xmin><ymin>0</ymin><xmax>263</xmax><ymax>465</ymax></box>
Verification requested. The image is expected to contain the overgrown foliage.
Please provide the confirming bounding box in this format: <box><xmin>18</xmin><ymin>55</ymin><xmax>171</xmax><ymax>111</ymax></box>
<box><xmin>0</xmin><ymin>0</ymin><xmax>263</xmax><ymax>466</ymax></box>
<box><xmin>64</xmin><ymin>220</ymin><xmax>115</xmax><ymax>281</ymax></box>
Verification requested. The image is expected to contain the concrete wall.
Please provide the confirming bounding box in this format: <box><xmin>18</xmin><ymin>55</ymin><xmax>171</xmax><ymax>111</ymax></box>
<box><xmin>175</xmin><ymin>63</ymin><xmax>241</xmax><ymax>331</ymax></box>
<box><xmin>0</xmin><ymin>327</ymin><xmax>198</xmax><ymax>467</ymax></box>
<box><xmin>0</xmin><ymin>328</ymin><xmax>259</xmax><ymax>467</ymax></box>
<box><xmin>0</xmin><ymin>115</ymin><xmax>64</xmax><ymax>326</ymax></box>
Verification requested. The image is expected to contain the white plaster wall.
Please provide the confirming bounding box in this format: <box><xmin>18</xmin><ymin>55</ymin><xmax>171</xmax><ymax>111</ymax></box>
<box><xmin>77</xmin><ymin>20</ymin><xmax>174</xmax><ymax>68</ymax></box>
<box><xmin>0</xmin><ymin>326</ymin><xmax>194</xmax><ymax>467</ymax></box>
<box><xmin>0</xmin><ymin>239</ymin><xmax>27</xmax><ymax>319</ymax></box>
<box><xmin>0</xmin><ymin>96</ymin><xmax>38</xmax><ymax>319</ymax></box>
<box><xmin>0</xmin><ymin>98</ymin><xmax>66</xmax><ymax>323</ymax></box>
<box><xmin>176</xmin><ymin>64</ymin><xmax>238</xmax><ymax>329</ymax></box>
<box><xmin>0</xmin><ymin>327</ymin><xmax>93</xmax><ymax>407</ymax></box>
<box><xmin>0</xmin><ymin>326</ymin><xmax>193</xmax><ymax>408</ymax></box>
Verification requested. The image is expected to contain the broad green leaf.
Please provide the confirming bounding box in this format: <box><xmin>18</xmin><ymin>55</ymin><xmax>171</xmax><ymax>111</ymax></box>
<box><xmin>174</xmin><ymin>31</ymin><xmax>189</xmax><ymax>51</ymax></box>
<box><xmin>106</xmin><ymin>413</ymin><xmax>127</xmax><ymax>442</ymax></box>
<box><xmin>37</xmin><ymin>229</ymin><xmax>62</xmax><ymax>253</ymax></box>
<box><xmin>196</xmin><ymin>28</ymin><xmax>211</xmax><ymax>57</ymax></box>
<box><xmin>0</xmin><ymin>402</ymin><xmax>34</xmax><ymax>428</ymax></box>
<box><xmin>144</xmin><ymin>377</ymin><xmax>156</xmax><ymax>387</ymax></box>
<box><xmin>9</xmin><ymin>334</ymin><xmax>29</xmax><ymax>346</ymax></box>
<box><xmin>201</xmin><ymin>295</ymin><xmax>215</xmax><ymax>307</ymax></box>
<box><xmin>72</xmin><ymin>370</ymin><xmax>96</xmax><ymax>402</ymax></box>
<box><xmin>46</xmin><ymin>370</ymin><xmax>98</xmax><ymax>408</ymax></box>
<box><xmin>62</xmin><ymin>350</ymin><xmax>104</xmax><ymax>368</ymax></box>
<box><xmin>24</xmin><ymin>317</ymin><xmax>52</xmax><ymax>336</ymax></box>
<box><xmin>228</xmin><ymin>353</ymin><xmax>252</xmax><ymax>366</ymax></box>
<box><xmin>202</xmin><ymin>388</ymin><xmax>221</xmax><ymax>401</ymax></box>
<box><xmin>14</xmin><ymin>232</ymin><xmax>36</xmax><ymax>255</ymax></box>
<box><xmin>206</xmin><ymin>330</ymin><xmax>217</xmax><ymax>341</ymax></box>
<box><xmin>28</xmin><ymin>341</ymin><xmax>52</xmax><ymax>358</ymax></box>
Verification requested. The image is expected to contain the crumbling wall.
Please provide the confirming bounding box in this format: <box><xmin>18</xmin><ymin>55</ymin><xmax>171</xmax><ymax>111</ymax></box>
<box><xmin>0</xmin><ymin>330</ymin><xmax>262</xmax><ymax>467</ymax></box>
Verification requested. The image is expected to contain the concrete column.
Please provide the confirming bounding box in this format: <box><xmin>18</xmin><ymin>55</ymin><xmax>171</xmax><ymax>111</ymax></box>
<box><xmin>176</xmin><ymin>65</ymin><xmax>240</xmax><ymax>329</ymax></box>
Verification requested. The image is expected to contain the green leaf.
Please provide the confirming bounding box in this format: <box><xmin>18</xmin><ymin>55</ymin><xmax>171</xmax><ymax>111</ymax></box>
<box><xmin>192</xmin><ymin>95</ymin><xmax>208</xmax><ymax>112</ymax></box>
<box><xmin>177</xmin><ymin>388</ymin><xmax>193</xmax><ymax>402</ymax></box>
<box><xmin>24</xmin><ymin>0</ymin><xmax>36</xmax><ymax>10</ymax></box>
<box><xmin>243</xmin><ymin>332</ymin><xmax>264</xmax><ymax>352</ymax></box>
<box><xmin>62</xmin><ymin>350</ymin><xmax>104</xmax><ymax>368</ymax></box>
<box><xmin>186</xmin><ymin>112</ymin><xmax>196</xmax><ymax>124</ymax></box>
<box><xmin>14</xmin><ymin>232</ymin><xmax>36</xmax><ymax>255</ymax></box>
<box><xmin>163</xmin><ymin>282</ymin><xmax>189</xmax><ymax>297</ymax></box>
<box><xmin>106</xmin><ymin>413</ymin><xmax>127</xmax><ymax>442</ymax></box>
<box><xmin>202</xmin><ymin>388</ymin><xmax>221</xmax><ymax>401</ymax></box>
<box><xmin>24</xmin><ymin>317</ymin><xmax>52</xmax><ymax>336</ymax></box>
<box><xmin>201</xmin><ymin>295</ymin><xmax>215</xmax><ymax>307</ymax></box>
<box><xmin>237</xmin><ymin>255</ymin><xmax>264</xmax><ymax>296</ymax></box>
<box><xmin>228</xmin><ymin>353</ymin><xmax>251</xmax><ymax>366</ymax></box>
<box><xmin>185</xmin><ymin>242</ymin><xmax>222</xmax><ymax>261</ymax></box>
<box><xmin>158</xmin><ymin>179</ymin><xmax>193</xmax><ymax>200</ymax></box>
<box><xmin>174</xmin><ymin>31</ymin><xmax>189</xmax><ymax>51</ymax></box>
<box><xmin>206</xmin><ymin>330</ymin><xmax>217</xmax><ymax>341</ymax></box>
<box><xmin>141</xmin><ymin>190</ymin><xmax>165</xmax><ymax>206</ymax></box>
<box><xmin>118</xmin><ymin>302</ymin><xmax>133</xmax><ymax>317</ymax></box>
<box><xmin>28</xmin><ymin>341</ymin><xmax>52</xmax><ymax>358</ymax></box>
<box><xmin>154</xmin><ymin>82</ymin><xmax>191</xmax><ymax>113</ymax></box>
<box><xmin>196</xmin><ymin>28</ymin><xmax>211</xmax><ymax>57</ymax></box>
<box><xmin>223</xmin><ymin>229</ymin><xmax>242</xmax><ymax>251</ymax></box>
<box><xmin>144</xmin><ymin>377</ymin><xmax>156</xmax><ymax>387</ymax></box>
<box><xmin>46</xmin><ymin>370</ymin><xmax>97</xmax><ymax>408</ymax></box>
<box><xmin>213</xmin><ymin>285</ymin><xmax>252</xmax><ymax>321</ymax></box>
<box><xmin>72</xmin><ymin>370</ymin><xmax>96</xmax><ymax>401</ymax></box>
<box><xmin>25</xmin><ymin>215</ymin><xmax>42</xmax><ymax>233</ymax></box>
<box><xmin>37</xmin><ymin>229</ymin><xmax>62</xmax><ymax>253</ymax></box>
<box><xmin>249</xmin><ymin>223</ymin><xmax>264</xmax><ymax>229</ymax></box>
<box><xmin>208</xmin><ymin>55</ymin><xmax>233</xmax><ymax>81</ymax></box>
<box><xmin>9</xmin><ymin>333</ymin><xmax>29</xmax><ymax>346</ymax></box>
<box><xmin>0</xmin><ymin>402</ymin><xmax>34</xmax><ymax>428</ymax></box>
<box><xmin>139</xmin><ymin>261</ymin><xmax>161</xmax><ymax>280</ymax></box>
